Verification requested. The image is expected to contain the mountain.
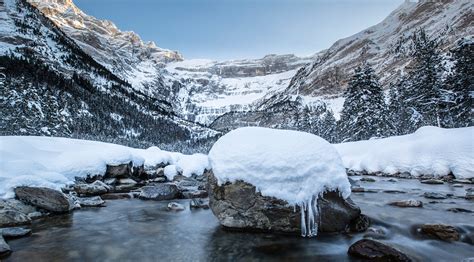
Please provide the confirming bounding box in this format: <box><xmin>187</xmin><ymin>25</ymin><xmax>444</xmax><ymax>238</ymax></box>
<box><xmin>0</xmin><ymin>0</ymin><xmax>216</xmax><ymax>150</ymax></box>
<box><xmin>212</xmin><ymin>0</ymin><xmax>473</xmax><ymax>132</ymax></box>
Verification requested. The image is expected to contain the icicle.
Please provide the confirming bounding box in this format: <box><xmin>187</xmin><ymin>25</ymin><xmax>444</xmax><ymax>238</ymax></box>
<box><xmin>299</xmin><ymin>195</ymin><xmax>320</xmax><ymax>237</ymax></box>
<box><xmin>300</xmin><ymin>202</ymin><xmax>306</xmax><ymax>237</ymax></box>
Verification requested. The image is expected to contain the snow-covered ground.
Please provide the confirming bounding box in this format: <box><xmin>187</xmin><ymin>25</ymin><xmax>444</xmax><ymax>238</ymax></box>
<box><xmin>0</xmin><ymin>136</ymin><xmax>209</xmax><ymax>199</ymax></box>
<box><xmin>335</xmin><ymin>126</ymin><xmax>474</xmax><ymax>179</ymax></box>
<box><xmin>209</xmin><ymin>127</ymin><xmax>351</xmax><ymax>237</ymax></box>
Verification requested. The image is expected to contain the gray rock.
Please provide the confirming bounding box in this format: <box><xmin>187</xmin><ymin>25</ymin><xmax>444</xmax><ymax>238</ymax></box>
<box><xmin>447</xmin><ymin>207</ymin><xmax>472</xmax><ymax>213</ymax></box>
<box><xmin>1</xmin><ymin>227</ymin><xmax>31</xmax><ymax>239</ymax></box>
<box><xmin>0</xmin><ymin>236</ymin><xmax>11</xmax><ymax>259</ymax></box>
<box><xmin>27</xmin><ymin>211</ymin><xmax>43</xmax><ymax>220</ymax></box>
<box><xmin>105</xmin><ymin>162</ymin><xmax>133</xmax><ymax>178</ymax></box>
<box><xmin>101</xmin><ymin>193</ymin><xmax>132</xmax><ymax>200</ymax></box>
<box><xmin>149</xmin><ymin>177</ymin><xmax>166</xmax><ymax>183</ymax></box>
<box><xmin>452</xmin><ymin>184</ymin><xmax>464</xmax><ymax>188</ymax></box>
<box><xmin>14</xmin><ymin>187</ymin><xmax>73</xmax><ymax>213</ymax></box>
<box><xmin>208</xmin><ymin>172</ymin><xmax>361</xmax><ymax>235</ymax></box>
<box><xmin>420</xmin><ymin>179</ymin><xmax>444</xmax><ymax>185</ymax></box>
<box><xmin>103</xmin><ymin>178</ymin><xmax>117</xmax><ymax>186</ymax></box>
<box><xmin>181</xmin><ymin>190</ymin><xmax>208</xmax><ymax>199</ymax></box>
<box><xmin>466</xmin><ymin>188</ymin><xmax>474</xmax><ymax>200</ymax></box>
<box><xmin>0</xmin><ymin>199</ymin><xmax>37</xmax><ymax>214</ymax></box>
<box><xmin>74</xmin><ymin>181</ymin><xmax>109</xmax><ymax>196</ymax></box>
<box><xmin>419</xmin><ymin>224</ymin><xmax>460</xmax><ymax>241</ymax></box>
<box><xmin>388</xmin><ymin>200</ymin><xmax>423</xmax><ymax>208</ymax></box>
<box><xmin>348</xmin><ymin>239</ymin><xmax>411</xmax><ymax>261</ymax></box>
<box><xmin>190</xmin><ymin>198</ymin><xmax>209</xmax><ymax>209</ymax></box>
<box><xmin>138</xmin><ymin>184</ymin><xmax>179</xmax><ymax>200</ymax></box>
<box><xmin>0</xmin><ymin>210</ymin><xmax>31</xmax><ymax>227</ymax></box>
<box><xmin>360</xmin><ymin>177</ymin><xmax>376</xmax><ymax>182</ymax></box>
<box><xmin>423</xmin><ymin>192</ymin><xmax>447</xmax><ymax>199</ymax></box>
<box><xmin>167</xmin><ymin>202</ymin><xmax>185</xmax><ymax>211</ymax></box>
<box><xmin>76</xmin><ymin>196</ymin><xmax>105</xmax><ymax>207</ymax></box>
<box><xmin>387</xmin><ymin>178</ymin><xmax>398</xmax><ymax>182</ymax></box>
<box><xmin>383</xmin><ymin>190</ymin><xmax>406</xmax><ymax>194</ymax></box>
<box><xmin>452</xmin><ymin>179</ymin><xmax>473</xmax><ymax>184</ymax></box>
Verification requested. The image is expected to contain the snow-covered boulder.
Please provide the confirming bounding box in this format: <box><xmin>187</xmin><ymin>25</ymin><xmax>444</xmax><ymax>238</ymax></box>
<box><xmin>208</xmin><ymin>127</ymin><xmax>359</xmax><ymax>237</ymax></box>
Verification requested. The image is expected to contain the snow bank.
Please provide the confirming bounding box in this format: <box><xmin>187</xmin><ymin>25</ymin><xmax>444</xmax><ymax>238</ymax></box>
<box><xmin>208</xmin><ymin>127</ymin><xmax>351</xmax><ymax>237</ymax></box>
<box><xmin>335</xmin><ymin>126</ymin><xmax>474</xmax><ymax>179</ymax></box>
<box><xmin>0</xmin><ymin>136</ymin><xmax>209</xmax><ymax>199</ymax></box>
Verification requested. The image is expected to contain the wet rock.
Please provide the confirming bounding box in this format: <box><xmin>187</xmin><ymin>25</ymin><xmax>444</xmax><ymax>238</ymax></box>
<box><xmin>452</xmin><ymin>179</ymin><xmax>473</xmax><ymax>184</ymax></box>
<box><xmin>0</xmin><ymin>236</ymin><xmax>11</xmax><ymax>259</ymax></box>
<box><xmin>363</xmin><ymin>227</ymin><xmax>388</xmax><ymax>240</ymax></box>
<box><xmin>181</xmin><ymin>190</ymin><xmax>208</xmax><ymax>199</ymax></box>
<box><xmin>101</xmin><ymin>193</ymin><xmax>132</xmax><ymax>200</ymax></box>
<box><xmin>351</xmin><ymin>186</ymin><xmax>365</xmax><ymax>193</ymax></box>
<box><xmin>14</xmin><ymin>187</ymin><xmax>73</xmax><ymax>213</ymax></box>
<box><xmin>114</xmin><ymin>178</ymin><xmax>138</xmax><ymax>192</ymax></box>
<box><xmin>73</xmin><ymin>181</ymin><xmax>109</xmax><ymax>196</ymax></box>
<box><xmin>103</xmin><ymin>178</ymin><xmax>117</xmax><ymax>186</ymax></box>
<box><xmin>0</xmin><ymin>199</ymin><xmax>37</xmax><ymax>215</ymax></box>
<box><xmin>420</xmin><ymin>179</ymin><xmax>444</xmax><ymax>185</ymax></box>
<box><xmin>138</xmin><ymin>184</ymin><xmax>179</xmax><ymax>200</ymax></box>
<box><xmin>419</xmin><ymin>224</ymin><xmax>460</xmax><ymax>241</ymax></box>
<box><xmin>104</xmin><ymin>162</ymin><xmax>133</xmax><ymax>178</ymax></box>
<box><xmin>423</xmin><ymin>192</ymin><xmax>447</xmax><ymax>199</ymax></box>
<box><xmin>383</xmin><ymin>190</ymin><xmax>406</xmax><ymax>194</ymax></box>
<box><xmin>1</xmin><ymin>227</ymin><xmax>31</xmax><ymax>239</ymax></box>
<box><xmin>360</xmin><ymin>177</ymin><xmax>376</xmax><ymax>182</ymax></box>
<box><xmin>388</xmin><ymin>200</ymin><xmax>423</xmax><ymax>208</ymax></box>
<box><xmin>387</xmin><ymin>178</ymin><xmax>398</xmax><ymax>182</ymax></box>
<box><xmin>190</xmin><ymin>198</ymin><xmax>209</xmax><ymax>209</ymax></box>
<box><xmin>349</xmin><ymin>214</ymin><xmax>370</xmax><ymax>233</ymax></box>
<box><xmin>465</xmin><ymin>188</ymin><xmax>474</xmax><ymax>200</ymax></box>
<box><xmin>348</xmin><ymin>239</ymin><xmax>411</xmax><ymax>261</ymax></box>
<box><xmin>167</xmin><ymin>202</ymin><xmax>185</xmax><ymax>211</ymax></box>
<box><xmin>27</xmin><ymin>211</ymin><xmax>44</xmax><ymax>220</ymax></box>
<box><xmin>149</xmin><ymin>177</ymin><xmax>166</xmax><ymax>183</ymax></box>
<box><xmin>447</xmin><ymin>207</ymin><xmax>472</xmax><ymax>213</ymax></box>
<box><xmin>208</xmin><ymin>172</ymin><xmax>361</xmax><ymax>234</ymax></box>
<box><xmin>452</xmin><ymin>184</ymin><xmax>464</xmax><ymax>188</ymax></box>
<box><xmin>76</xmin><ymin>196</ymin><xmax>105</xmax><ymax>207</ymax></box>
<box><xmin>0</xmin><ymin>210</ymin><xmax>31</xmax><ymax>227</ymax></box>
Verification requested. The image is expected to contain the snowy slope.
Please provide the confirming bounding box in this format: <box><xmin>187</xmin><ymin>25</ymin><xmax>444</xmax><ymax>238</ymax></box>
<box><xmin>335</xmin><ymin>126</ymin><xmax>474</xmax><ymax>179</ymax></box>
<box><xmin>0</xmin><ymin>136</ymin><xmax>210</xmax><ymax>199</ymax></box>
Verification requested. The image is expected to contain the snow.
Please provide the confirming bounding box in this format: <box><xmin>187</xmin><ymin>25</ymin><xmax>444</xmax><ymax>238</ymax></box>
<box><xmin>208</xmin><ymin>127</ymin><xmax>351</xmax><ymax>237</ymax></box>
<box><xmin>335</xmin><ymin>126</ymin><xmax>474</xmax><ymax>179</ymax></box>
<box><xmin>0</xmin><ymin>136</ymin><xmax>209</xmax><ymax>199</ymax></box>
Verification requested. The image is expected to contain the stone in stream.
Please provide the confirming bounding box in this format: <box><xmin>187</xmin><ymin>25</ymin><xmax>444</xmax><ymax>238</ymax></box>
<box><xmin>419</xmin><ymin>224</ymin><xmax>460</xmax><ymax>241</ymax></box>
<box><xmin>423</xmin><ymin>192</ymin><xmax>448</xmax><ymax>199</ymax></box>
<box><xmin>167</xmin><ymin>202</ymin><xmax>185</xmax><ymax>211</ymax></box>
<box><xmin>447</xmin><ymin>207</ymin><xmax>473</xmax><ymax>213</ymax></box>
<box><xmin>73</xmin><ymin>181</ymin><xmax>109</xmax><ymax>196</ymax></box>
<box><xmin>0</xmin><ymin>235</ymin><xmax>11</xmax><ymax>259</ymax></box>
<box><xmin>14</xmin><ymin>187</ymin><xmax>74</xmax><ymax>213</ymax></box>
<box><xmin>101</xmin><ymin>193</ymin><xmax>132</xmax><ymax>200</ymax></box>
<box><xmin>190</xmin><ymin>198</ymin><xmax>209</xmax><ymax>209</ymax></box>
<box><xmin>0</xmin><ymin>210</ymin><xmax>31</xmax><ymax>227</ymax></box>
<box><xmin>104</xmin><ymin>162</ymin><xmax>133</xmax><ymax>179</ymax></box>
<box><xmin>465</xmin><ymin>188</ymin><xmax>474</xmax><ymax>200</ymax></box>
<box><xmin>363</xmin><ymin>227</ymin><xmax>388</xmax><ymax>240</ymax></box>
<box><xmin>114</xmin><ymin>178</ymin><xmax>138</xmax><ymax>192</ymax></box>
<box><xmin>388</xmin><ymin>200</ymin><xmax>423</xmax><ymax>208</ymax></box>
<box><xmin>75</xmin><ymin>196</ymin><xmax>106</xmax><ymax>207</ymax></box>
<box><xmin>452</xmin><ymin>184</ymin><xmax>463</xmax><ymax>188</ymax></box>
<box><xmin>387</xmin><ymin>178</ymin><xmax>398</xmax><ymax>182</ymax></box>
<box><xmin>138</xmin><ymin>184</ymin><xmax>179</xmax><ymax>200</ymax></box>
<box><xmin>348</xmin><ymin>239</ymin><xmax>411</xmax><ymax>261</ymax></box>
<box><xmin>360</xmin><ymin>177</ymin><xmax>376</xmax><ymax>182</ymax></box>
<box><xmin>181</xmin><ymin>190</ymin><xmax>208</xmax><ymax>199</ymax></box>
<box><xmin>452</xmin><ymin>179</ymin><xmax>473</xmax><ymax>184</ymax></box>
<box><xmin>383</xmin><ymin>190</ymin><xmax>406</xmax><ymax>194</ymax></box>
<box><xmin>420</xmin><ymin>179</ymin><xmax>444</xmax><ymax>185</ymax></box>
<box><xmin>0</xmin><ymin>227</ymin><xmax>32</xmax><ymax>239</ymax></box>
<box><xmin>208</xmin><ymin>173</ymin><xmax>362</xmax><ymax>235</ymax></box>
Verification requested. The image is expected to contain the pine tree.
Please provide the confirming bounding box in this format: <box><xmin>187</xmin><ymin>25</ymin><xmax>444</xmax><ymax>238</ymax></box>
<box><xmin>319</xmin><ymin>109</ymin><xmax>338</xmax><ymax>143</ymax></box>
<box><xmin>404</xmin><ymin>29</ymin><xmax>444</xmax><ymax>127</ymax></box>
<box><xmin>339</xmin><ymin>64</ymin><xmax>389</xmax><ymax>141</ymax></box>
<box><xmin>298</xmin><ymin>106</ymin><xmax>312</xmax><ymax>133</ymax></box>
<box><xmin>443</xmin><ymin>38</ymin><xmax>473</xmax><ymax>127</ymax></box>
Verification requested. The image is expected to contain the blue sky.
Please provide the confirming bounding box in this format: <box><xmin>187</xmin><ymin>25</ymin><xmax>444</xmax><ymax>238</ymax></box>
<box><xmin>74</xmin><ymin>0</ymin><xmax>403</xmax><ymax>61</ymax></box>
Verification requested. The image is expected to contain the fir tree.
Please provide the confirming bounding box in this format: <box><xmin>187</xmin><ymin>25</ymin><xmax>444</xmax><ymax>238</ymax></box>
<box><xmin>339</xmin><ymin>64</ymin><xmax>389</xmax><ymax>141</ymax></box>
<box><xmin>319</xmin><ymin>109</ymin><xmax>338</xmax><ymax>143</ymax></box>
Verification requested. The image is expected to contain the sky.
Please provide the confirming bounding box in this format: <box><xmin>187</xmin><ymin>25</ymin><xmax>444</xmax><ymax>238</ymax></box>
<box><xmin>74</xmin><ymin>0</ymin><xmax>404</xmax><ymax>61</ymax></box>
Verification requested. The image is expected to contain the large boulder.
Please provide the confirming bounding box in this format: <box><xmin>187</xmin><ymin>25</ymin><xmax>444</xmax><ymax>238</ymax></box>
<box><xmin>14</xmin><ymin>187</ymin><xmax>73</xmax><ymax>213</ymax></box>
<box><xmin>207</xmin><ymin>172</ymin><xmax>362</xmax><ymax>235</ymax></box>
<box><xmin>348</xmin><ymin>239</ymin><xmax>411</xmax><ymax>261</ymax></box>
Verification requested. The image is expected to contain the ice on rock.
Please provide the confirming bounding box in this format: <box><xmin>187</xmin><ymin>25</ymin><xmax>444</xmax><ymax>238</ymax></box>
<box><xmin>335</xmin><ymin>126</ymin><xmax>474</xmax><ymax>179</ymax></box>
<box><xmin>208</xmin><ymin>127</ymin><xmax>351</xmax><ymax>237</ymax></box>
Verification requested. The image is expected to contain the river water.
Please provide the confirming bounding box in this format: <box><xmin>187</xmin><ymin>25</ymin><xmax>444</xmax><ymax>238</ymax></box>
<box><xmin>5</xmin><ymin>177</ymin><xmax>474</xmax><ymax>261</ymax></box>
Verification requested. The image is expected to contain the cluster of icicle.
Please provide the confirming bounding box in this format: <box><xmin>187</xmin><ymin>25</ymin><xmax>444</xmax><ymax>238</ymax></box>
<box><xmin>298</xmin><ymin>195</ymin><xmax>321</xmax><ymax>237</ymax></box>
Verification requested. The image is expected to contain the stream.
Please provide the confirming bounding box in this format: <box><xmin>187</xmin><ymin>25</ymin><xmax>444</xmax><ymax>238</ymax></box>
<box><xmin>4</xmin><ymin>177</ymin><xmax>474</xmax><ymax>261</ymax></box>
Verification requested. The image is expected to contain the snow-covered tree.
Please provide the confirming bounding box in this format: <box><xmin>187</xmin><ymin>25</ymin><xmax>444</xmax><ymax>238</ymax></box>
<box><xmin>319</xmin><ymin>109</ymin><xmax>338</xmax><ymax>143</ymax></box>
<box><xmin>443</xmin><ymin>38</ymin><xmax>473</xmax><ymax>127</ymax></box>
<box><xmin>338</xmin><ymin>64</ymin><xmax>389</xmax><ymax>141</ymax></box>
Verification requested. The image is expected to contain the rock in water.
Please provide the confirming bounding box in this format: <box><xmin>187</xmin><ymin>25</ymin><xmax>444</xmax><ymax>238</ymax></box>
<box><xmin>466</xmin><ymin>188</ymin><xmax>474</xmax><ymax>200</ymax></box>
<box><xmin>420</xmin><ymin>179</ymin><xmax>444</xmax><ymax>185</ymax></box>
<box><xmin>423</xmin><ymin>192</ymin><xmax>447</xmax><ymax>199</ymax></box>
<box><xmin>190</xmin><ymin>198</ymin><xmax>209</xmax><ymax>209</ymax></box>
<box><xmin>360</xmin><ymin>177</ymin><xmax>376</xmax><ymax>182</ymax></box>
<box><xmin>167</xmin><ymin>202</ymin><xmax>185</xmax><ymax>211</ymax></box>
<box><xmin>348</xmin><ymin>239</ymin><xmax>411</xmax><ymax>261</ymax></box>
<box><xmin>14</xmin><ymin>187</ymin><xmax>73</xmax><ymax>213</ymax></box>
<box><xmin>105</xmin><ymin>162</ymin><xmax>133</xmax><ymax>178</ymax></box>
<box><xmin>388</xmin><ymin>200</ymin><xmax>423</xmax><ymax>208</ymax></box>
<box><xmin>75</xmin><ymin>196</ymin><xmax>106</xmax><ymax>207</ymax></box>
<box><xmin>1</xmin><ymin>227</ymin><xmax>32</xmax><ymax>239</ymax></box>
<box><xmin>0</xmin><ymin>210</ymin><xmax>31</xmax><ymax>227</ymax></box>
<box><xmin>0</xmin><ymin>236</ymin><xmax>11</xmax><ymax>259</ymax></box>
<box><xmin>138</xmin><ymin>184</ymin><xmax>179</xmax><ymax>200</ymax></box>
<box><xmin>419</xmin><ymin>224</ymin><xmax>460</xmax><ymax>241</ymax></box>
<box><xmin>208</xmin><ymin>172</ymin><xmax>361</xmax><ymax>235</ymax></box>
<box><xmin>73</xmin><ymin>181</ymin><xmax>109</xmax><ymax>196</ymax></box>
